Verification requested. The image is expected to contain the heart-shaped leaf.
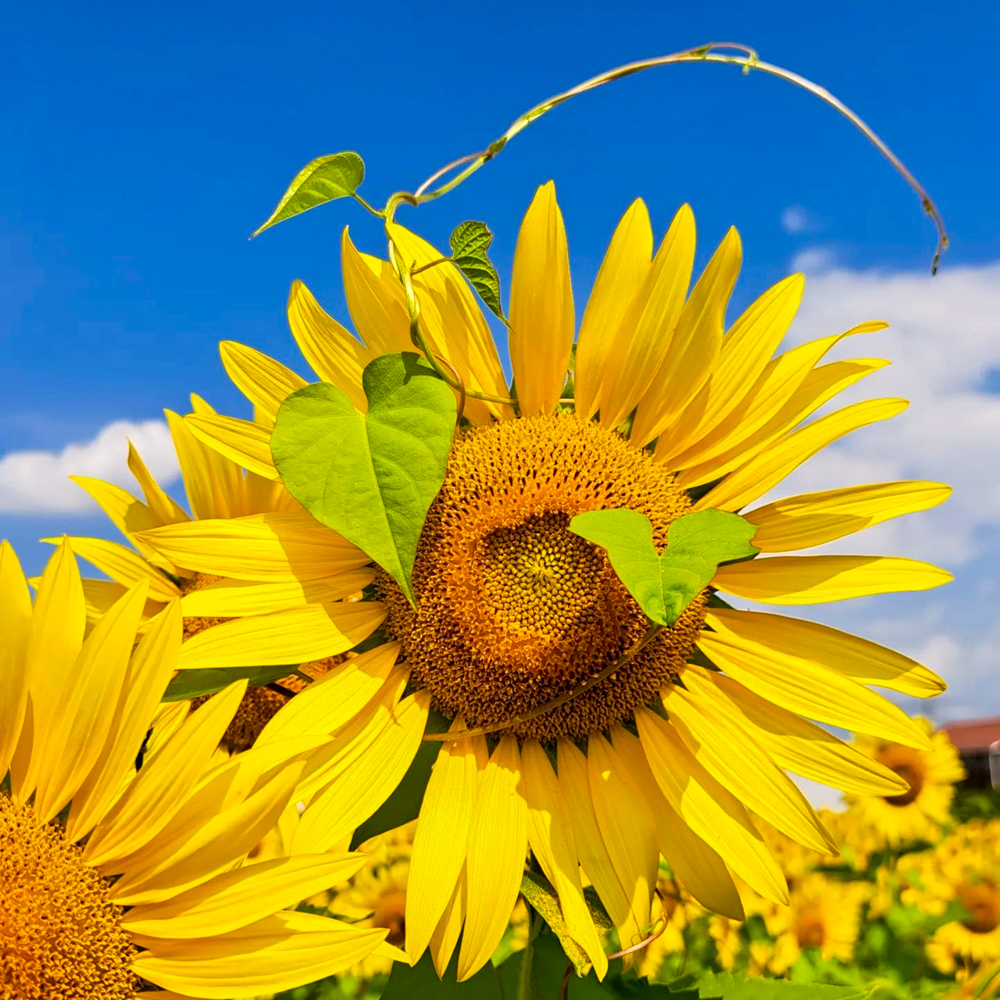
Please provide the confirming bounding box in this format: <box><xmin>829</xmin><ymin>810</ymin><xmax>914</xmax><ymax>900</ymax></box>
<box><xmin>271</xmin><ymin>352</ymin><xmax>456</xmax><ymax>606</ymax></box>
<box><xmin>252</xmin><ymin>151</ymin><xmax>365</xmax><ymax>238</ymax></box>
<box><xmin>450</xmin><ymin>220</ymin><xmax>504</xmax><ymax>319</ymax></box>
<box><xmin>569</xmin><ymin>508</ymin><xmax>759</xmax><ymax>626</ymax></box>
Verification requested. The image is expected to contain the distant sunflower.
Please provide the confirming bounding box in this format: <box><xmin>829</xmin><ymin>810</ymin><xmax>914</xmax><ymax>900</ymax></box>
<box><xmin>58</xmin><ymin>402</ymin><xmax>381</xmax><ymax>751</ymax></box>
<box><xmin>0</xmin><ymin>540</ymin><xmax>398</xmax><ymax>999</ymax></box>
<box><xmin>846</xmin><ymin>719</ymin><xmax>966</xmax><ymax>848</ymax></box>
<box><xmin>149</xmin><ymin>183</ymin><xmax>952</xmax><ymax>981</ymax></box>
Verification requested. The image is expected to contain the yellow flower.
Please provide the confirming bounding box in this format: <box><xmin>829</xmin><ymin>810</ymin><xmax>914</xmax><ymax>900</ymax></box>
<box><xmin>765</xmin><ymin>875</ymin><xmax>869</xmax><ymax>973</ymax></box>
<box><xmin>154</xmin><ymin>184</ymin><xmax>951</xmax><ymax>982</ymax></box>
<box><xmin>0</xmin><ymin>540</ymin><xmax>398</xmax><ymax>999</ymax></box>
<box><xmin>846</xmin><ymin>719</ymin><xmax>966</xmax><ymax>849</ymax></box>
<box><xmin>55</xmin><ymin>403</ymin><xmax>381</xmax><ymax>751</ymax></box>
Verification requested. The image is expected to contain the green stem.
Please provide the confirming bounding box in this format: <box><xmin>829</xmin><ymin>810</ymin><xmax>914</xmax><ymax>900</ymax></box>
<box><xmin>517</xmin><ymin>910</ymin><xmax>544</xmax><ymax>1000</ymax></box>
<box><xmin>351</xmin><ymin>192</ymin><xmax>386</xmax><ymax>218</ymax></box>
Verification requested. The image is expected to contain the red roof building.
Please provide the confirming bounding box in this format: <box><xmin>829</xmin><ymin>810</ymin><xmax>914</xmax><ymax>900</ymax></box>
<box><xmin>942</xmin><ymin>716</ymin><xmax>1000</xmax><ymax>789</ymax></box>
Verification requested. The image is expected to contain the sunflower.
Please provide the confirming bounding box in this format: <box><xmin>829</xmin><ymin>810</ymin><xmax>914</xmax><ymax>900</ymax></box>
<box><xmin>846</xmin><ymin>719</ymin><xmax>966</xmax><ymax>849</ymax></box>
<box><xmin>146</xmin><ymin>183</ymin><xmax>952</xmax><ymax>982</ymax></box>
<box><xmin>0</xmin><ymin>540</ymin><xmax>401</xmax><ymax>999</ymax></box>
<box><xmin>56</xmin><ymin>400</ymin><xmax>382</xmax><ymax>751</ymax></box>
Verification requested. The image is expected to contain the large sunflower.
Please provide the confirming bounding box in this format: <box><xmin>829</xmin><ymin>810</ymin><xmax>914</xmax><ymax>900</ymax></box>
<box><xmin>0</xmin><ymin>540</ymin><xmax>399</xmax><ymax>999</ymax></box>
<box><xmin>845</xmin><ymin>719</ymin><xmax>966</xmax><ymax>849</ymax></box>
<box><xmin>56</xmin><ymin>400</ymin><xmax>383</xmax><ymax>750</ymax></box>
<box><xmin>140</xmin><ymin>183</ymin><xmax>952</xmax><ymax>981</ymax></box>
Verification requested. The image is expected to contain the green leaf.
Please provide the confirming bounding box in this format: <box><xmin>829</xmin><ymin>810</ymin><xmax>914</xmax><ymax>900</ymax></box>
<box><xmin>252</xmin><ymin>151</ymin><xmax>365</xmax><ymax>238</ymax></box>
<box><xmin>161</xmin><ymin>664</ymin><xmax>295</xmax><ymax>702</ymax></box>
<box><xmin>449</xmin><ymin>220</ymin><xmax>504</xmax><ymax>319</ymax></box>
<box><xmin>569</xmin><ymin>509</ymin><xmax>759</xmax><ymax>627</ymax></box>
<box><xmin>271</xmin><ymin>353</ymin><xmax>456</xmax><ymax>606</ymax></box>
<box><xmin>382</xmin><ymin>951</ymin><xmax>504</xmax><ymax>1000</ymax></box>
<box><xmin>697</xmin><ymin>972</ymin><xmax>869</xmax><ymax>999</ymax></box>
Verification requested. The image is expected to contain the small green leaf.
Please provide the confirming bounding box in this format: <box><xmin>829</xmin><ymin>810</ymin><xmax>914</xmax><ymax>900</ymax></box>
<box><xmin>698</xmin><ymin>972</ymin><xmax>868</xmax><ymax>999</ymax></box>
<box><xmin>569</xmin><ymin>509</ymin><xmax>759</xmax><ymax>626</ymax></box>
<box><xmin>450</xmin><ymin>220</ymin><xmax>504</xmax><ymax>319</ymax></box>
<box><xmin>272</xmin><ymin>353</ymin><xmax>456</xmax><ymax>606</ymax></box>
<box><xmin>252</xmin><ymin>151</ymin><xmax>365</xmax><ymax>238</ymax></box>
<box><xmin>162</xmin><ymin>664</ymin><xmax>294</xmax><ymax>702</ymax></box>
<box><xmin>520</xmin><ymin>870</ymin><xmax>592</xmax><ymax>976</ymax></box>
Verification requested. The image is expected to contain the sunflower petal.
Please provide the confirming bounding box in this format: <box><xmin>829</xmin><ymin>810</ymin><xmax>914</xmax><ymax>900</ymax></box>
<box><xmin>697</xmin><ymin>626</ymin><xmax>930</xmax><ymax>748</ymax></box>
<box><xmin>69</xmin><ymin>475</ymin><xmax>163</xmax><ymax>542</ymax></box>
<box><xmin>165</xmin><ymin>410</ymin><xmax>244</xmax><ymax>521</ymax></box>
<box><xmin>45</xmin><ymin>536</ymin><xmax>180</xmax><ymax>601</ymax></box>
<box><xmin>135</xmin><ymin>512</ymin><xmax>367</xmax><ymax>582</ymax></box>
<box><xmin>712</xmin><ymin>554</ymin><xmax>952</xmax><ymax>605</ymax></box>
<box><xmin>128</xmin><ymin>440</ymin><xmax>190</xmax><ymax>526</ymax></box>
<box><xmin>184</xmin><ymin>413</ymin><xmax>279</xmax><ymax>480</ymax></box>
<box><xmin>575</xmin><ymin>199</ymin><xmax>653</xmax><ymax>421</ymax></box>
<box><xmin>405</xmin><ymin>723</ymin><xmax>487</xmax><ymax>963</ymax></box>
<box><xmin>458</xmin><ymin>734</ymin><xmax>528</xmax><ymax>981</ymax></box>
<box><xmin>522</xmin><ymin>739</ymin><xmax>608</xmax><ymax>978</ymax></box>
<box><xmin>341</xmin><ymin>228</ymin><xmax>411</xmax><ymax>356</ymax></box>
<box><xmin>0</xmin><ymin>542</ymin><xmax>32</xmax><ymax>775</ymax></box>
<box><xmin>430</xmin><ymin>873</ymin><xmax>466</xmax><ymax>977</ymax></box>
<box><xmin>634</xmin><ymin>708</ymin><xmax>788</xmax><ymax>904</ymax></box>
<box><xmin>220</xmin><ymin>342</ymin><xmax>307</xmax><ymax>422</ymax></box>
<box><xmin>509</xmin><ymin>182</ymin><xmax>574</xmax><ymax>417</ymax></box>
<box><xmin>179</xmin><ymin>573</ymin><xmax>373</xmax><ymax>618</ymax></box>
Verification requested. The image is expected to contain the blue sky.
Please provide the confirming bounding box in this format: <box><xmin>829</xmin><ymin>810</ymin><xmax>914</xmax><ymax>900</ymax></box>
<box><xmin>3</xmin><ymin>1</ymin><xmax>999</xmax><ymax>726</ymax></box>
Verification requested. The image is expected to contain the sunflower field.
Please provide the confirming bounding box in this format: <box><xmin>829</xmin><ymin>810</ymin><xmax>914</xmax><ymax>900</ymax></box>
<box><xmin>3</xmin><ymin>44</ymin><xmax>997</xmax><ymax>1000</ymax></box>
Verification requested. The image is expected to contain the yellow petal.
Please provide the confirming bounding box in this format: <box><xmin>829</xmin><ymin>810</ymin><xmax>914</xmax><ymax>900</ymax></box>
<box><xmin>682</xmin><ymin>665</ymin><xmax>909</xmax><ymax>796</ymax></box>
<box><xmin>387</xmin><ymin>222</ymin><xmax>510</xmax><ymax>423</ymax></box>
<box><xmin>66</xmin><ymin>602</ymin><xmax>183</xmax><ymax>842</ymax></box>
<box><xmin>34</xmin><ymin>580</ymin><xmax>150</xmax><ymax>825</ymax></box>
<box><xmin>177</xmin><ymin>602</ymin><xmax>385</xmax><ymax>669</ymax></box>
<box><xmin>128</xmin><ymin>439</ymin><xmax>190</xmax><ymax>526</ymax></box>
<box><xmin>508</xmin><ymin>182</ymin><xmax>574</xmax><ymax>417</ymax></box>
<box><xmin>135</xmin><ymin>511</ymin><xmax>367</xmax><ymax>582</ymax></box>
<box><xmin>609</xmin><ymin>727</ymin><xmax>744</xmax><ymax>920</ymax></box>
<box><xmin>10</xmin><ymin>540</ymin><xmax>86</xmax><ymax>804</ymax></box>
<box><xmin>69</xmin><ymin>475</ymin><xmax>164</xmax><ymax>542</ymax></box>
<box><xmin>634</xmin><ymin>707</ymin><xmax>788</xmax><ymax>904</ymax></box>
<box><xmin>123</xmin><ymin>853</ymin><xmax>366</xmax><ymax>939</ymax></box>
<box><xmin>631</xmin><ymin>226</ymin><xmax>741</xmax><ymax>447</ymax></box>
<box><xmin>587</xmin><ymin>732</ymin><xmax>658</xmax><ymax>953</ymax></box>
<box><xmin>165</xmin><ymin>410</ymin><xmax>245</xmax><ymax>521</ymax></box>
<box><xmin>668</xmin><ymin>321</ymin><xmax>885</xmax><ymax>474</ymax></box>
<box><xmin>430</xmin><ymin>873</ymin><xmax>466</xmax><ymax>977</ymax></box>
<box><xmin>522</xmin><ymin>740</ymin><xmax>608</xmax><ymax>978</ymax></box>
<box><xmin>257</xmin><ymin>642</ymin><xmax>399</xmax><ymax>744</ymax></box>
<box><xmin>84</xmin><ymin>682</ymin><xmax>247</xmax><ymax>869</ymax></box>
<box><xmin>0</xmin><ymin>542</ymin><xmax>32</xmax><ymax>775</ymax></box>
<box><xmin>110</xmin><ymin>761</ymin><xmax>306</xmax><ymax>905</ymax></box>
<box><xmin>405</xmin><ymin>722</ymin><xmax>486</xmax><ymax>963</ymax></box>
<box><xmin>458</xmin><ymin>734</ymin><xmax>528</xmax><ymax>981</ymax></box>
<box><xmin>220</xmin><ymin>341</ymin><xmax>307</xmax><ymax>422</ymax></box>
<box><xmin>745</xmin><ymin>480</ymin><xmax>952</xmax><ymax>552</ymax></box>
<box><xmin>292</xmin><ymin>687</ymin><xmax>429</xmax><ymax>852</ymax></box>
<box><xmin>180</xmin><ymin>572</ymin><xmax>373</xmax><ymax>618</ymax></box>
<box><xmin>557</xmin><ymin>739</ymin><xmax>634</xmax><ymax>935</ymax></box>
<box><xmin>713</xmin><ymin>554</ymin><xmax>952</xmax><ymax>604</ymax></box>
<box><xmin>696</xmin><ymin>626</ymin><xmax>931</xmax><ymax>749</ymax></box>
<box><xmin>707</xmin><ymin>607</ymin><xmax>945</xmax><ymax>698</ymax></box>
<box><xmin>662</xmin><ymin>683</ymin><xmax>835</xmax><ymax>853</ymax></box>
<box><xmin>656</xmin><ymin>274</ymin><xmax>804</xmax><ymax>461</ymax></box>
<box><xmin>45</xmin><ymin>536</ymin><xmax>180</xmax><ymax>601</ymax></box>
<box><xmin>574</xmin><ymin>199</ymin><xmax>653</xmax><ymax>421</ymax></box>
<box><xmin>598</xmin><ymin>204</ymin><xmax>695</xmax><ymax>429</ymax></box>
<box><xmin>287</xmin><ymin>280</ymin><xmax>371</xmax><ymax>410</ymax></box>
<box><xmin>184</xmin><ymin>413</ymin><xmax>279</xmax><ymax>480</ymax></box>
<box><xmin>132</xmin><ymin>911</ymin><xmax>388</xmax><ymax>1000</ymax></box>
<box><xmin>341</xmin><ymin>227</ymin><xmax>411</xmax><ymax>356</ymax></box>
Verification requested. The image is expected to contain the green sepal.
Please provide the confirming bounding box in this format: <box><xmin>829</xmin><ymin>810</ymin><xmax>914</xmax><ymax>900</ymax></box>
<box><xmin>520</xmin><ymin>869</ymin><xmax>593</xmax><ymax>976</ymax></box>
<box><xmin>161</xmin><ymin>664</ymin><xmax>295</xmax><ymax>702</ymax></box>
<box><xmin>252</xmin><ymin>151</ymin><xmax>365</xmax><ymax>237</ymax></box>
<box><xmin>271</xmin><ymin>353</ymin><xmax>457</xmax><ymax>606</ymax></box>
<box><xmin>569</xmin><ymin>509</ymin><xmax>759</xmax><ymax>627</ymax></box>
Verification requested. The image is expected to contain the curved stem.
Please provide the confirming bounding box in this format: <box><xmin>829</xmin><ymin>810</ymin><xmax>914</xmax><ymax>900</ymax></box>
<box><xmin>396</xmin><ymin>42</ymin><xmax>947</xmax><ymax>272</ymax></box>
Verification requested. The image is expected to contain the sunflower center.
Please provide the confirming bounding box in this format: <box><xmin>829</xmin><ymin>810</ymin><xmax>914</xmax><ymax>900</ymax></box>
<box><xmin>881</xmin><ymin>761</ymin><xmax>924</xmax><ymax>807</ymax></box>
<box><xmin>371</xmin><ymin>888</ymin><xmax>408</xmax><ymax>947</ymax></box>
<box><xmin>0</xmin><ymin>795</ymin><xmax>137</xmax><ymax>999</ymax></box>
<box><xmin>959</xmin><ymin>882</ymin><xmax>1000</xmax><ymax>934</ymax></box>
<box><xmin>796</xmin><ymin>909</ymin><xmax>827</xmax><ymax>949</ymax></box>
<box><xmin>380</xmin><ymin>414</ymin><xmax>706</xmax><ymax>742</ymax></box>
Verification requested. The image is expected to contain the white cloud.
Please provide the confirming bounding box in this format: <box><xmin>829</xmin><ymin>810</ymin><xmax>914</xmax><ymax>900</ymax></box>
<box><xmin>0</xmin><ymin>419</ymin><xmax>180</xmax><ymax>513</ymax></box>
<box><xmin>750</xmin><ymin>258</ymin><xmax>1000</xmax><ymax>721</ymax></box>
<box><xmin>790</xmin><ymin>246</ymin><xmax>839</xmax><ymax>274</ymax></box>
<box><xmin>780</xmin><ymin>205</ymin><xmax>817</xmax><ymax>235</ymax></box>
